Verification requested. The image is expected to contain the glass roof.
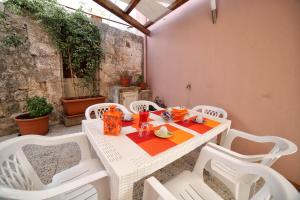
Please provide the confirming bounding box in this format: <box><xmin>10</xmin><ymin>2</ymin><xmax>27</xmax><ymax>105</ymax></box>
<box><xmin>2</xmin><ymin>0</ymin><xmax>183</xmax><ymax>35</ymax></box>
<box><xmin>57</xmin><ymin>0</ymin><xmax>142</xmax><ymax>34</ymax></box>
<box><xmin>117</xmin><ymin>0</ymin><xmax>175</xmax><ymax>24</ymax></box>
<box><xmin>58</xmin><ymin>0</ymin><xmax>177</xmax><ymax>27</ymax></box>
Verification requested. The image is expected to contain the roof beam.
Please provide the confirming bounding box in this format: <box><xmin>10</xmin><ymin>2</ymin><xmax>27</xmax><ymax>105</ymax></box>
<box><xmin>93</xmin><ymin>0</ymin><xmax>150</xmax><ymax>35</ymax></box>
<box><xmin>125</xmin><ymin>0</ymin><xmax>140</xmax><ymax>14</ymax></box>
<box><xmin>144</xmin><ymin>0</ymin><xmax>189</xmax><ymax>28</ymax></box>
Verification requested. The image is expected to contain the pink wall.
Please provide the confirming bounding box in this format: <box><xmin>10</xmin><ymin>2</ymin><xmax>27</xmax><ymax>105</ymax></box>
<box><xmin>147</xmin><ymin>0</ymin><xmax>300</xmax><ymax>185</ymax></box>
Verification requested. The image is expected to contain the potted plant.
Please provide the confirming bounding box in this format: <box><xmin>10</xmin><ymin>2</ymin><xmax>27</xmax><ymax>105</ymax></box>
<box><xmin>136</xmin><ymin>74</ymin><xmax>147</xmax><ymax>90</ymax></box>
<box><xmin>4</xmin><ymin>0</ymin><xmax>106</xmax><ymax>117</ymax></box>
<box><xmin>53</xmin><ymin>10</ymin><xmax>106</xmax><ymax>116</ymax></box>
<box><xmin>15</xmin><ymin>96</ymin><xmax>53</xmax><ymax>135</ymax></box>
<box><xmin>119</xmin><ymin>70</ymin><xmax>132</xmax><ymax>87</ymax></box>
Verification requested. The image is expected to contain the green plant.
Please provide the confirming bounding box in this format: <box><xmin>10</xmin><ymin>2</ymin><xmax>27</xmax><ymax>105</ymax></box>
<box><xmin>136</xmin><ymin>74</ymin><xmax>144</xmax><ymax>83</ymax></box>
<box><xmin>0</xmin><ymin>34</ymin><xmax>23</xmax><ymax>48</ymax></box>
<box><xmin>0</xmin><ymin>11</ymin><xmax>5</xmax><ymax>21</ymax></box>
<box><xmin>26</xmin><ymin>96</ymin><xmax>53</xmax><ymax>118</ymax></box>
<box><xmin>120</xmin><ymin>70</ymin><xmax>131</xmax><ymax>78</ymax></box>
<box><xmin>0</xmin><ymin>10</ymin><xmax>24</xmax><ymax>48</ymax></box>
<box><xmin>5</xmin><ymin>0</ymin><xmax>104</xmax><ymax>97</ymax></box>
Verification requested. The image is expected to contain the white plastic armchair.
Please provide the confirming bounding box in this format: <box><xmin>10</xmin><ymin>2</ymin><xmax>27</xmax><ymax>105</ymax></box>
<box><xmin>192</xmin><ymin>105</ymin><xmax>228</xmax><ymax>119</ymax></box>
<box><xmin>206</xmin><ymin>129</ymin><xmax>297</xmax><ymax>200</ymax></box>
<box><xmin>143</xmin><ymin>146</ymin><xmax>300</xmax><ymax>200</ymax></box>
<box><xmin>85</xmin><ymin>103</ymin><xmax>131</xmax><ymax>120</ymax></box>
<box><xmin>0</xmin><ymin>132</ymin><xmax>110</xmax><ymax>200</ymax></box>
<box><xmin>129</xmin><ymin>100</ymin><xmax>164</xmax><ymax>114</ymax></box>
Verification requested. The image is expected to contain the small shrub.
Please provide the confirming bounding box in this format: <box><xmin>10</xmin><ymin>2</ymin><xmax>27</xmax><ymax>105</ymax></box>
<box><xmin>26</xmin><ymin>96</ymin><xmax>53</xmax><ymax>118</ymax></box>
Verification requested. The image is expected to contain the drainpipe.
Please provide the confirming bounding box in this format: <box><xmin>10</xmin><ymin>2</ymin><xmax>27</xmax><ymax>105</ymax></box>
<box><xmin>143</xmin><ymin>35</ymin><xmax>147</xmax><ymax>83</ymax></box>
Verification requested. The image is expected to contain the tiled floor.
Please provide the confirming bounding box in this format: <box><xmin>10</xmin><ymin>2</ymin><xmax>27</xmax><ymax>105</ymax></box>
<box><xmin>1</xmin><ymin>124</ymin><xmax>238</xmax><ymax>200</ymax></box>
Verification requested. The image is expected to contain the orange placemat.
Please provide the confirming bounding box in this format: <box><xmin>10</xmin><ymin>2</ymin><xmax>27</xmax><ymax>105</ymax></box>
<box><xmin>126</xmin><ymin>124</ymin><xmax>194</xmax><ymax>156</ymax></box>
<box><xmin>175</xmin><ymin>117</ymin><xmax>220</xmax><ymax>134</ymax></box>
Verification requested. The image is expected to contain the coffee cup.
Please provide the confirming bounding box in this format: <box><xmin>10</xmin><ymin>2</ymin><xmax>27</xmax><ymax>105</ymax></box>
<box><xmin>159</xmin><ymin>126</ymin><xmax>169</xmax><ymax>136</ymax></box>
<box><xmin>124</xmin><ymin>114</ymin><xmax>133</xmax><ymax>121</ymax></box>
<box><xmin>195</xmin><ymin>115</ymin><xmax>203</xmax><ymax>123</ymax></box>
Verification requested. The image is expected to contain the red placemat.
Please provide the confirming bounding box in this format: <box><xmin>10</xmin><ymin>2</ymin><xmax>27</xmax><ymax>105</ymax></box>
<box><xmin>151</xmin><ymin>110</ymin><xmax>166</xmax><ymax>116</ymax></box>
<box><xmin>126</xmin><ymin>124</ymin><xmax>194</xmax><ymax>156</ymax></box>
<box><xmin>175</xmin><ymin>117</ymin><xmax>220</xmax><ymax>134</ymax></box>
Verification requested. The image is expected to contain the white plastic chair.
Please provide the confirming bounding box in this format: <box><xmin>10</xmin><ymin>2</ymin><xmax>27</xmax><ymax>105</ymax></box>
<box><xmin>143</xmin><ymin>145</ymin><xmax>300</xmax><ymax>200</ymax></box>
<box><xmin>129</xmin><ymin>100</ymin><xmax>164</xmax><ymax>114</ymax></box>
<box><xmin>206</xmin><ymin>129</ymin><xmax>297</xmax><ymax>200</ymax></box>
<box><xmin>0</xmin><ymin>132</ymin><xmax>110</xmax><ymax>200</ymax></box>
<box><xmin>192</xmin><ymin>105</ymin><xmax>228</xmax><ymax>119</ymax></box>
<box><xmin>85</xmin><ymin>103</ymin><xmax>132</xmax><ymax>120</ymax></box>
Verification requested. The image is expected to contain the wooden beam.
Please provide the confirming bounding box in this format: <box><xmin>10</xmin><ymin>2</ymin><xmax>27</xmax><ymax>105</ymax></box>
<box><xmin>144</xmin><ymin>0</ymin><xmax>189</xmax><ymax>28</ymax></box>
<box><xmin>93</xmin><ymin>0</ymin><xmax>150</xmax><ymax>35</ymax></box>
<box><xmin>125</xmin><ymin>0</ymin><xmax>140</xmax><ymax>14</ymax></box>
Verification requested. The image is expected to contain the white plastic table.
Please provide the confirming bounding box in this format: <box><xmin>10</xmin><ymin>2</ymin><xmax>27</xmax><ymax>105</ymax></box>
<box><xmin>82</xmin><ymin>111</ymin><xmax>231</xmax><ymax>200</ymax></box>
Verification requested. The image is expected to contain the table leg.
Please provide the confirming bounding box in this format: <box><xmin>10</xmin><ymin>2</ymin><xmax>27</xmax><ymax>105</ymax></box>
<box><xmin>110</xmin><ymin>175</ymin><xmax>134</xmax><ymax>200</ymax></box>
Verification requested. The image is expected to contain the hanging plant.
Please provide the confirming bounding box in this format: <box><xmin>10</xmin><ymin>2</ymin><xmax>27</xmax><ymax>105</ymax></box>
<box><xmin>5</xmin><ymin>0</ymin><xmax>104</xmax><ymax>97</ymax></box>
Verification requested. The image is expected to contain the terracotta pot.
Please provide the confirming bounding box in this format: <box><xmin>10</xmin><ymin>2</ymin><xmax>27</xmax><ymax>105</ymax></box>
<box><xmin>120</xmin><ymin>76</ymin><xmax>132</xmax><ymax>87</ymax></box>
<box><xmin>15</xmin><ymin>113</ymin><xmax>49</xmax><ymax>135</ymax></box>
<box><xmin>61</xmin><ymin>95</ymin><xmax>106</xmax><ymax>116</ymax></box>
<box><xmin>139</xmin><ymin>82</ymin><xmax>147</xmax><ymax>90</ymax></box>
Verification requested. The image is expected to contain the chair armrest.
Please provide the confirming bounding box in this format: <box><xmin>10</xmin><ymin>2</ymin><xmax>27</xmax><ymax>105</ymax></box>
<box><xmin>0</xmin><ymin>132</ymin><xmax>93</xmax><ymax>161</ymax></box>
<box><xmin>207</xmin><ymin>142</ymin><xmax>272</xmax><ymax>162</ymax></box>
<box><xmin>0</xmin><ymin>170</ymin><xmax>108</xmax><ymax>200</ymax></box>
<box><xmin>143</xmin><ymin>177</ymin><xmax>177</xmax><ymax>200</ymax></box>
<box><xmin>222</xmin><ymin>129</ymin><xmax>297</xmax><ymax>158</ymax></box>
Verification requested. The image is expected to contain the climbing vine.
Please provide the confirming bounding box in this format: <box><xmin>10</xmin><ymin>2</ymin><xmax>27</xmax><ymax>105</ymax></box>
<box><xmin>4</xmin><ymin>0</ymin><xmax>104</xmax><ymax>96</ymax></box>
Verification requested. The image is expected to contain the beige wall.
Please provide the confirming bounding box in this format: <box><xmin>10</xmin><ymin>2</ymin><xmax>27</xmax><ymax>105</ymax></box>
<box><xmin>147</xmin><ymin>0</ymin><xmax>300</xmax><ymax>184</ymax></box>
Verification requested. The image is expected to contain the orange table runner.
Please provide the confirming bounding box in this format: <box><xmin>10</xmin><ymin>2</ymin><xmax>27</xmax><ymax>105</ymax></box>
<box><xmin>126</xmin><ymin>124</ymin><xmax>194</xmax><ymax>156</ymax></box>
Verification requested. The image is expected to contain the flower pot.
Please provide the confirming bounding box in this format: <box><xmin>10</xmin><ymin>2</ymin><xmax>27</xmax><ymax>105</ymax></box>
<box><xmin>120</xmin><ymin>76</ymin><xmax>132</xmax><ymax>87</ymax></box>
<box><xmin>15</xmin><ymin>113</ymin><xmax>49</xmax><ymax>135</ymax></box>
<box><xmin>139</xmin><ymin>82</ymin><xmax>147</xmax><ymax>90</ymax></box>
<box><xmin>61</xmin><ymin>95</ymin><xmax>106</xmax><ymax>116</ymax></box>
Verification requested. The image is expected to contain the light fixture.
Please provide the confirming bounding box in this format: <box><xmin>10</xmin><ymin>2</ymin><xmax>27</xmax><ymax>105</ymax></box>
<box><xmin>210</xmin><ymin>0</ymin><xmax>217</xmax><ymax>24</ymax></box>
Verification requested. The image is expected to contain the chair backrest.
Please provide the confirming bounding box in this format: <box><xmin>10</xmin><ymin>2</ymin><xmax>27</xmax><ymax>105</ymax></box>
<box><xmin>0</xmin><ymin>137</ymin><xmax>44</xmax><ymax>191</ymax></box>
<box><xmin>85</xmin><ymin>103</ymin><xmax>131</xmax><ymax>120</ymax></box>
<box><xmin>222</xmin><ymin>129</ymin><xmax>298</xmax><ymax>166</ymax></box>
<box><xmin>192</xmin><ymin>105</ymin><xmax>228</xmax><ymax>119</ymax></box>
<box><xmin>129</xmin><ymin>100</ymin><xmax>163</xmax><ymax>114</ymax></box>
<box><xmin>193</xmin><ymin>146</ymin><xmax>300</xmax><ymax>200</ymax></box>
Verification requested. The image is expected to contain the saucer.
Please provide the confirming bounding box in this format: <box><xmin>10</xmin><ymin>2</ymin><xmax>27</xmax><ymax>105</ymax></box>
<box><xmin>154</xmin><ymin>130</ymin><xmax>173</xmax><ymax>138</ymax></box>
<box><xmin>192</xmin><ymin>119</ymin><xmax>205</xmax><ymax>124</ymax></box>
<box><xmin>123</xmin><ymin>117</ymin><xmax>134</xmax><ymax>122</ymax></box>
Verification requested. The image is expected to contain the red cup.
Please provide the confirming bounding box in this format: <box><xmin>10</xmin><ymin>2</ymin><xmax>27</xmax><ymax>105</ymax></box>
<box><xmin>139</xmin><ymin>111</ymin><xmax>149</xmax><ymax>126</ymax></box>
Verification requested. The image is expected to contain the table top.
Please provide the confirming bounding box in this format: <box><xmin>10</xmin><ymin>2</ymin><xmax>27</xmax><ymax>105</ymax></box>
<box><xmin>83</xmin><ymin>110</ymin><xmax>231</xmax><ymax>181</ymax></box>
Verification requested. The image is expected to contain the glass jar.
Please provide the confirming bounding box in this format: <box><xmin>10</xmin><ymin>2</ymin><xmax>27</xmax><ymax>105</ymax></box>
<box><xmin>103</xmin><ymin>105</ymin><xmax>122</xmax><ymax>136</ymax></box>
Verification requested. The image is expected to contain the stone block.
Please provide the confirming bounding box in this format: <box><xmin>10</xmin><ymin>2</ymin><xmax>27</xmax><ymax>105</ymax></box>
<box><xmin>62</xmin><ymin>114</ymin><xmax>84</xmax><ymax>127</ymax></box>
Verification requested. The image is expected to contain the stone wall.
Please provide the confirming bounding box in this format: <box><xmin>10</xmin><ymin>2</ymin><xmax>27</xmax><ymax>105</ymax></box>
<box><xmin>0</xmin><ymin>6</ymin><xmax>144</xmax><ymax>136</ymax></box>
<box><xmin>63</xmin><ymin>24</ymin><xmax>144</xmax><ymax>98</ymax></box>
<box><xmin>99</xmin><ymin>24</ymin><xmax>144</xmax><ymax>97</ymax></box>
<box><xmin>0</xmin><ymin>9</ymin><xmax>62</xmax><ymax>136</ymax></box>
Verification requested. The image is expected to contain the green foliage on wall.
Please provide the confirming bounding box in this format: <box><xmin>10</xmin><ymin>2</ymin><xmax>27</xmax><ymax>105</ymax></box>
<box><xmin>5</xmin><ymin>0</ymin><xmax>104</xmax><ymax>96</ymax></box>
<box><xmin>0</xmin><ymin>10</ymin><xmax>24</xmax><ymax>48</ymax></box>
<box><xmin>0</xmin><ymin>34</ymin><xmax>23</xmax><ymax>48</ymax></box>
